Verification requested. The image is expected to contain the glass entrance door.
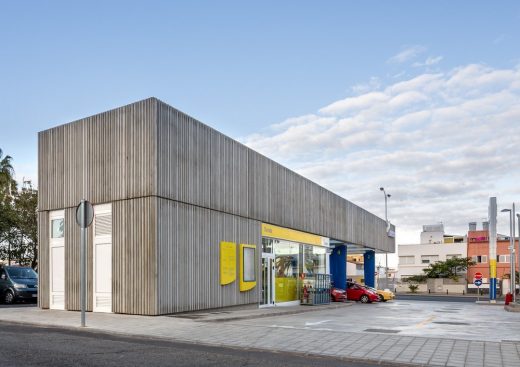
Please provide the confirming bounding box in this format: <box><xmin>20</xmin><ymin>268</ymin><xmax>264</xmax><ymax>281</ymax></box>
<box><xmin>261</xmin><ymin>253</ymin><xmax>275</xmax><ymax>307</ymax></box>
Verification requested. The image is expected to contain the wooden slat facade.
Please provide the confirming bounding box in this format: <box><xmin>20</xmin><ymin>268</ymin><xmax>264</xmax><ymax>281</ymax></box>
<box><xmin>38</xmin><ymin>97</ymin><xmax>395</xmax><ymax>316</ymax></box>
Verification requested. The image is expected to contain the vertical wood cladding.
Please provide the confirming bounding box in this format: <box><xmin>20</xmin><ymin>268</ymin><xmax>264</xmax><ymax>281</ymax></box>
<box><xmin>156</xmin><ymin>199</ymin><xmax>261</xmax><ymax>314</ymax></box>
<box><xmin>156</xmin><ymin>100</ymin><xmax>394</xmax><ymax>253</ymax></box>
<box><xmin>112</xmin><ymin>197</ymin><xmax>157</xmax><ymax>315</ymax></box>
<box><xmin>38</xmin><ymin>98</ymin><xmax>157</xmax><ymax>211</ymax></box>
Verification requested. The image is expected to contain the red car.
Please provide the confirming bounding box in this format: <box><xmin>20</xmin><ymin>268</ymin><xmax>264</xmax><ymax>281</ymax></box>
<box><xmin>330</xmin><ymin>287</ymin><xmax>348</xmax><ymax>302</ymax></box>
<box><xmin>346</xmin><ymin>282</ymin><xmax>379</xmax><ymax>303</ymax></box>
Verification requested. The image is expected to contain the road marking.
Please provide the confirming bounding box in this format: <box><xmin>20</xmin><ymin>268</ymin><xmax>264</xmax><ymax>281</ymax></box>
<box><xmin>305</xmin><ymin>320</ymin><xmax>331</xmax><ymax>326</ymax></box>
<box><xmin>416</xmin><ymin>315</ymin><xmax>436</xmax><ymax>328</ymax></box>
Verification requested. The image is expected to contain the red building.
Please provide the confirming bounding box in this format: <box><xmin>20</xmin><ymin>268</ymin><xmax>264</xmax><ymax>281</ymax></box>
<box><xmin>467</xmin><ymin>229</ymin><xmax>518</xmax><ymax>285</ymax></box>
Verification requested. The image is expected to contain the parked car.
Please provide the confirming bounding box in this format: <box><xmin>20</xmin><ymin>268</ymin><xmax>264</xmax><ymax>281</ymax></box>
<box><xmin>364</xmin><ymin>286</ymin><xmax>395</xmax><ymax>302</ymax></box>
<box><xmin>330</xmin><ymin>287</ymin><xmax>348</xmax><ymax>302</ymax></box>
<box><xmin>346</xmin><ymin>282</ymin><xmax>379</xmax><ymax>303</ymax></box>
<box><xmin>0</xmin><ymin>266</ymin><xmax>38</xmax><ymax>304</ymax></box>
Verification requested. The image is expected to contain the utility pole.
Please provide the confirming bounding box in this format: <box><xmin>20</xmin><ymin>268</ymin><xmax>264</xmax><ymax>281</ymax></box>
<box><xmin>502</xmin><ymin>205</ymin><xmax>516</xmax><ymax>301</ymax></box>
<box><xmin>489</xmin><ymin>197</ymin><xmax>497</xmax><ymax>303</ymax></box>
<box><xmin>380</xmin><ymin>187</ymin><xmax>391</xmax><ymax>289</ymax></box>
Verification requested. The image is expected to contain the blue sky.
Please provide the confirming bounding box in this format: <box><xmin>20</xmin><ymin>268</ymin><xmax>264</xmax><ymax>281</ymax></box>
<box><xmin>1</xmin><ymin>1</ymin><xmax>520</xmax><ymax>250</ymax></box>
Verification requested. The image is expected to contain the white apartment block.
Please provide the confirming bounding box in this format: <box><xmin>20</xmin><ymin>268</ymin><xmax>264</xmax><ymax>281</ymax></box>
<box><xmin>397</xmin><ymin>224</ymin><xmax>467</xmax><ymax>280</ymax></box>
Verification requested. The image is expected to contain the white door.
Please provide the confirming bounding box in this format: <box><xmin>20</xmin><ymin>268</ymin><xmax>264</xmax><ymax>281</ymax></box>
<box><xmin>49</xmin><ymin>211</ymin><xmax>65</xmax><ymax>310</ymax></box>
<box><xmin>260</xmin><ymin>253</ymin><xmax>275</xmax><ymax>307</ymax></box>
<box><xmin>93</xmin><ymin>204</ymin><xmax>112</xmax><ymax>312</ymax></box>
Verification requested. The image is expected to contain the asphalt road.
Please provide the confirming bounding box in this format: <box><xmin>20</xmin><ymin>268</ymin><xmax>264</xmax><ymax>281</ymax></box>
<box><xmin>0</xmin><ymin>321</ymin><xmax>385</xmax><ymax>367</ymax></box>
<box><xmin>395</xmin><ymin>294</ymin><xmax>481</xmax><ymax>302</ymax></box>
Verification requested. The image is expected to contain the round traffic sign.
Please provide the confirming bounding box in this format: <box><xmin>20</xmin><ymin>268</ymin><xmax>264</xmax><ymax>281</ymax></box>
<box><xmin>474</xmin><ymin>272</ymin><xmax>483</xmax><ymax>280</ymax></box>
<box><xmin>76</xmin><ymin>200</ymin><xmax>94</xmax><ymax>228</ymax></box>
<box><xmin>474</xmin><ymin>279</ymin><xmax>483</xmax><ymax>287</ymax></box>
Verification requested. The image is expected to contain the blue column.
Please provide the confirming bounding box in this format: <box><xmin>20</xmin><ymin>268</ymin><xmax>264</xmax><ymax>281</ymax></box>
<box><xmin>364</xmin><ymin>250</ymin><xmax>376</xmax><ymax>288</ymax></box>
<box><xmin>329</xmin><ymin>245</ymin><xmax>347</xmax><ymax>290</ymax></box>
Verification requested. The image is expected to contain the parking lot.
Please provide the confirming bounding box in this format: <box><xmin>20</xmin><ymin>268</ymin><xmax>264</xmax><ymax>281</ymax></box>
<box><xmin>231</xmin><ymin>299</ymin><xmax>520</xmax><ymax>343</ymax></box>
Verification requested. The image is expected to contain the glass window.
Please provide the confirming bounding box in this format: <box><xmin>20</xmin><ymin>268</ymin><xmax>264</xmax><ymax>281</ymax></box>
<box><xmin>303</xmin><ymin>245</ymin><xmax>326</xmax><ymax>276</ymax></box>
<box><xmin>262</xmin><ymin>238</ymin><xmax>273</xmax><ymax>253</ymax></box>
<box><xmin>421</xmin><ymin>255</ymin><xmax>439</xmax><ymax>264</ymax></box>
<box><xmin>274</xmin><ymin>241</ymin><xmax>299</xmax><ymax>303</ymax></box>
<box><xmin>498</xmin><ymin>255</ymin><xmax>510</xmax><ymax>263</ymax></box>
<box><xmin>472</xmin><ymin>255</ymin><xmax>488</xmax><ymax>264</ymax></box>
<box><xmin>51</xmin><ymin>218</ymin><xmax>64</xmax><ymax>238</ymax></box>
<box><xmin>446</xmin><ymin>254</ymin><xmax>461</xmax><ymax>260</ymax></box>
<box><xmin>6</xmin><ymin>267</ymin><xmax>37</xmax><ymax>279</ymax></box>
<box><xmin>399</xmin><ymin>256</ymin><xmax>414</xmax><ymax>265</ymax></box>
<box><xmin>243</xmin><ymin>247</ymin><xmax>255</xmax><ymax>282</ymax></box>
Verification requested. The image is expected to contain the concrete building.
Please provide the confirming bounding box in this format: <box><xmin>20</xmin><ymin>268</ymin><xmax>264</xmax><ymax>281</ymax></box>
<box><xmin>37</xmin><ymin>98</ymin><xmax>395</xmax><ymax>315</ymax></box>
<box><xmin>397</xmin><ymin>224</ymin><xmax>467</xmax><ymax>279</ymax></box>
<box><xmin>467</xmin><ymin>222</ymin><xmax>518</xmax><ymax>292</ymax></box>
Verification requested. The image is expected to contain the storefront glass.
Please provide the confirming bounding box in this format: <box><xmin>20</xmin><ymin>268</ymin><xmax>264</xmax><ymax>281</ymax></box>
<box><xmin>303</xmin><ymin>245</ymin><xmax>327</xmax><ymax>276</ymax></box>
<box><xmin>274</xmin><ymin>240</ymin><xmax>300</xmax><ymax>303</ymax></box>
<box><xmin>261</xmin><ymin>224</ymin><xmax>330</xmax><ymax>305</ymax></box>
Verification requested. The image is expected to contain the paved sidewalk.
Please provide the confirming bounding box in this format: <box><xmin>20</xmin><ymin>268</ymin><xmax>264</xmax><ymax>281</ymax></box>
<box><xmin>170</xmin><ymin>302</ymin><xmax>353</xmax><ymax>322</ymax></box>
<box><xmin>1</xmin><ymin>306</ymin><xmax>519</xmax><ymax>367</ymax></box>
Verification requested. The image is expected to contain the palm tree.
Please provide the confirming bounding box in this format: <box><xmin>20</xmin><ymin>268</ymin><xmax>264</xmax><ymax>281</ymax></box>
<box><xmin>0</xmin><ymin>148</ymin><xmax>15</xmax><ymax>194</ymax></box>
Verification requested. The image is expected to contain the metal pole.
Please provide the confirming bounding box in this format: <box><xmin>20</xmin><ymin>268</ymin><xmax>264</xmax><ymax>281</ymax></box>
<box><xmin>489</xmin><ymin>197</ymin><xmax>497</xmax><ymax>303</ymax></box>
<box><xmin>510</xmin><ymin>210</ymin><xmax>514</xmax><ymax>297</ymax></box>
<box><xmin>517</xmin><ymin>213</ymin><xmax>520</xmax><ymax>304</ymax></box>
<box><xmin>385</xmin><ymin>194</ymin><xmax>388</xmax><ymax>289</ymax></box>
<box><xmin>80</xmin><ymin>199</ymin><xmax>86</xmax><ymax>327</ymax></box>
<box><xmin>512</xmin><ymin>203</ymin><xmax>516</xmax><ymax>302</ymax></box>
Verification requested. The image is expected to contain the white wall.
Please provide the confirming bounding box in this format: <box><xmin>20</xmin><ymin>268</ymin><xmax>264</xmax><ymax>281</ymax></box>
<box><xmin>396</xmin><ymin>242</ymin><xmax>467</xmax><ymax>279</ymax></box>
<box><xmin>420</xmin><ymin>231</ymin><xmax>445</xmax><ymax>244</ymax></box>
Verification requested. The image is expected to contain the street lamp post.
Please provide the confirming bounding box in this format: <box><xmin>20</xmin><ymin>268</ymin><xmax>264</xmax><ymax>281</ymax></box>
<box><xmin>380</xmin><ymin>187</ymin><xmax>391</xmax><ymax>289</ymax></box>
<box><xmin>517</xmin><ymin>213</ymin><xmax>520</xmax><ymax>303</ymax></box>
<box><xmin>502</xmin><ymin>205</ymin><xmax>516</xmax><ymax>301</ymax></box>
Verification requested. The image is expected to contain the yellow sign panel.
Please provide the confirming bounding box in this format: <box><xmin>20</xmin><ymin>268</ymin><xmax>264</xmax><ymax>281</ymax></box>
<box><xmin>489</xmin><ymin>259</ymin><xmax>497</xmax><ymax>278</ymax></box>
<box><xmin>239</xmin><ymin>244</ymin><xmax>256</xmax><ymax>292</ymax></box>
<box><xmin>261</xmin><ymin>223</ymin><xmax>324</xmax><ymax>246</ymax></box>
<box><xmin>220</xmin><ymin>241</ymin><xmax>236</xmax><ymax>285</ymax></box>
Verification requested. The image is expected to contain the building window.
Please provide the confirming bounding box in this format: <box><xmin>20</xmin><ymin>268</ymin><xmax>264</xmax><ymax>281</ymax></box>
<box><xmin>497</xmin><ymin>255</ymin><xmax>510</xmax><ymax>263</ymax></box>
<box><xmin>446</xmin><ymin>254</ymin><xmax>461</xmax><ymax>260</ymax></box>
<box><xmin>399</xmin><ymin>256</ymin><xmax>415</xmax><ymax>265</ymax></box>
<box><xmin>421</xmin><ymin>255</ymin><xmax>439</xmax><ymax>264</ymax></box>
<box><xmin>356</xmin><ymin>264</ymin><xmax>363</xmax><ymax>270</ymax></box>
<box><xmin>51</xmin><ymin>218</ymin><xmax>64</xmax><ymax>238</ymax></box>
<box><xmin>472</xmin><ymin>255</ymin><xmax>488</xmax><ymax>264</ymax></box>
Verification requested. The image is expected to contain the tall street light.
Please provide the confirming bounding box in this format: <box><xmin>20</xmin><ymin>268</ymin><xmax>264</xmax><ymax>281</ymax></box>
<box><xmin>380</xmin><ymin>187</ymin><xmax>391</xmax><ymax>289</ymax></box>
<box><xmin>517</xmin><ymin>212</ymin><xmax>520</xmax><ymax>303</ymax></box>
<box><xmin>501</xmin><ymin>205</ymin><xmax>516</xmax><ymax>301</ymax></box>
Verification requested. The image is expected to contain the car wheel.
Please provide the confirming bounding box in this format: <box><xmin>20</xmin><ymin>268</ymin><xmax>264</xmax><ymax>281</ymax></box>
<box><xmin>4</xmin><ymin>290</ymin><xmax>15</xmax><ymax>304</ymax></box>
<box><xmin>378</xmin><ymin>294</ymin><xmax>385</xmax><ymax>302</ymax></box>
<box><xmin>360</xmin><ymin>295</ymin><xmax>369</xmax><ymax>303</ymax></box>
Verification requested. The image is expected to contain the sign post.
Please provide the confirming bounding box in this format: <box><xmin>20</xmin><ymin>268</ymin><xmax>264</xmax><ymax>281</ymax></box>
<box><xmin>474</xmin><ymin>272</ymin><xmax>483</xmax><ymax>302</ymax></box>
<box><xmin>76</xmin><ymin>200</ymin><xmax>94</xmax><ymax>327</ymax></box>
<box><xmin>474</xmin><ymin>278</ymin><xmax>483</xmax><ymax>301</ymax></box>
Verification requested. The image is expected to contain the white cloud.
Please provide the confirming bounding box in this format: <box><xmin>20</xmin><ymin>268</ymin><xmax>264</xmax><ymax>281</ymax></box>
<box><xmin>241</xmin><ymin>63</ymin><xmax>520</xmax><ymax>248</ymax></box>
<box><xmin>388</xmin><ymin>45</ymin><xmax>427</xmax><ymax>64</ymax></box>
<box><xmin>413</xmin><ymin>55</ymin><xmax>443</xmax><ymax>67</ymax></box>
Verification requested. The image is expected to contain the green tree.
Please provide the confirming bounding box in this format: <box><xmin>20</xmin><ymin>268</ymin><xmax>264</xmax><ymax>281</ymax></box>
<box><xmin>12</xmin><ymin>188</ymin><xmax>38</xmax><ymax>268</ymax></box>
<box><xmin>0</xmin><ymin>148</ymin><xmax>15</xmax><ymax>191</ymax></box>
<box><xmin>0</xmin><ymin>148</ymin><xmax>16</xmax><ymax>249</ymax></box>
<box><xmin>422</xmin><ymin>257</ymin><xmax>475</xmax><ymax>281</ymax></box>
<box><xmin>0</xmin><ymin>149</ymin><xmax>38</xmax><ymax>269</ymax></box>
